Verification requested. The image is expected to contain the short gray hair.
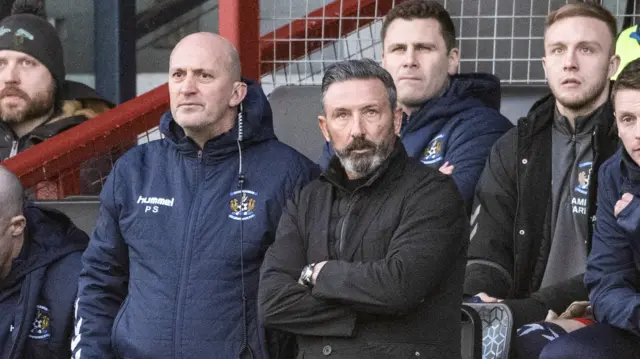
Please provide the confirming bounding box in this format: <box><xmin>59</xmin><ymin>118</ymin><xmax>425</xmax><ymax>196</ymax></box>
<box><xmin>321</xmin><ymin>58</ymin><xmax>397</xmax><ymax>113</ymax></box>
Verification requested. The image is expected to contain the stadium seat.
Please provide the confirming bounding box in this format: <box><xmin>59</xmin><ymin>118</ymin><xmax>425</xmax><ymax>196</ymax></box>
<box><xmin>462</xmin><ymin>305</ymin><xmax>483</xmax><ymax>359</ymax></box>
<box><xmin>268</xmin><ymin>85</ymin><xmax>325</xmax><ymax>163</ymax></box>
<box><xmin>34</xmin><ymin>196</ymin><xmax>100</xmax><ymax>235</ymax></box>
<box><xmin>500</xmin><ymin>85</ymin><xmax>549</xmax><ymax>124</ymax></box>
<box><xmin>466</xmin><ymin>303</ymin><xmax>514</xmax><ymax>359</ymax></box>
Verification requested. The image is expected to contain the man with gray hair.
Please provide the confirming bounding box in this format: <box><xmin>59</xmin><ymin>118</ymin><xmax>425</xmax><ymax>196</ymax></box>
<box><xmin>0</xmin><ymin>166</ymin><xmax>88</xmax><ymax>358</ymax></box>
<box><xmin>259</xmin><ymin>58</ymin><xmax>468</xmax><ymax>359</ymax></box>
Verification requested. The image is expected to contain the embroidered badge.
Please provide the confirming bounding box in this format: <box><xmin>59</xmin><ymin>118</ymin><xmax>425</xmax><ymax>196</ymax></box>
<box><xmin>29</xmin><ymin>305</ymin><xmax>51</xmax><ymax>340</ymax></box>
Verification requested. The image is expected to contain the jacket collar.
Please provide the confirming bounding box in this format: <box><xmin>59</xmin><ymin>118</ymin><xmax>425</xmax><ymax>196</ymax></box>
<box><xmin>620</xmin><ymin>148</ymin><xmax>640</xmax><ymax>184</ymax></box>
<box><xmin>520</xmin><ymin>92</ymin><xmax>616</xmax><ymax>139</ymax></box>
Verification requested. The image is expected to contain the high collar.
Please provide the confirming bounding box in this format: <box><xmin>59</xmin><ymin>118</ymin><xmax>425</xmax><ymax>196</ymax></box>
<box><xmin>401</xmin><ymin>72</ymin><xmax>502</xmax><ymax>134</ymax></box>
<box><xmin>621</xmin><ymin>148</ymin><xmax>640</xmax><ymax>183</ymax></box>
<box><xmin>321</xmin><ymin>138</ymin><xmax>406</xmax><ymax>192</ymax></box>
<box><xmin>553</xmin><ymin>102</ymin><xmax>607</xmax><ymax>136</ymax></box>
<box><xmin>159</xmin><ymin>78</ymin><xmax>277</xmax><ymax>163</ymax></box>
<box><xmin>521</xmin><ymin>92</ymin><xmax>616</xmax><ymax>139</ymax></box>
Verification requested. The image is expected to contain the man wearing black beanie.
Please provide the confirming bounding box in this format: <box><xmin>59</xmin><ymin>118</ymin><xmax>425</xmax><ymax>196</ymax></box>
<box><xmin>0</xmin><ymin>0</ymin><xmax>112</xmax><ymax>156</ymax></box>
<box><xmin>0</xmin><ymin>0</ymin><xmax>114</xmax><ymax>194</ymax></box>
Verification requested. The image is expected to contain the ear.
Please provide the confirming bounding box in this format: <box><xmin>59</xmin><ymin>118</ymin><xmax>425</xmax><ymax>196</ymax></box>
<box><xmin>9</xmin><ymin>215</ymin><xmax>25</xmax><ymax>237</ymax></box>
<box><xmin>608</xmin><ymin>54</ymin><xmax>621</xmax><ymax>80</ymax></box>
<box><xmin>541</xmin><ymin>56</ymin><xmax>548</xmax><ymax>79</ymax></box>
<box><xmin>229</xmin><ymin>81</ymin><xmax>248</xmax><ymax>108</ymax></box>
<box><xmin>392</xmin><ymin>107</ymin><xmax>402</xmax><ymax>135</ymax></box>
<box><xmin>447</xmin><ymin>48</ymin><xmax>460</xmax><ymax>75</ymax></box>
<box><xmin>318</xmin><ymin>115</ymin><xmax>331</xmax><ymax>142</ymax></box>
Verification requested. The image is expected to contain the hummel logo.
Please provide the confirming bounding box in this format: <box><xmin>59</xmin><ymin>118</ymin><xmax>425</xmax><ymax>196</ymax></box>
<box><xmin>137</xmin><ymin>196</ymin><xmax>174</xmax><ymax>207</ymax></box>
<box><xmin>137</xmin><ymin>195</ymin><xmax>175</xmax><ymax>213</ymax></box>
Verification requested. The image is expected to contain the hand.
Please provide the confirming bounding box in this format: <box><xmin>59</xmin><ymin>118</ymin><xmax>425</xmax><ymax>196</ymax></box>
<box><xmin>558</xmin><ymin>301</ymin><xmax>592</xmax><ymax>320</ymax></box>
<box><xmin>439</xmin><ymin>161</ymin><xmax>454</xmax><ymax>175</ymax></box>
<box><xmin>474</xmin><ymin>292</ymin><xmax>503</xmax><ymax>303</ymax></box>
<box><xmin>311</xmin><ymin>261</ymin><xmax>327</xmax><ymax>285</ymax></box>
<box><xmin>615</xmin><ymin>193</ymin><xmax>634</xmax><ymax>217</ymax></box>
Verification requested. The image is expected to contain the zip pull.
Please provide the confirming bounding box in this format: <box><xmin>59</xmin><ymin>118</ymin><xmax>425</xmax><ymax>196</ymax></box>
<box><xmin>9</xmin><ymin>141</ymin><xmax>18</xmax><ymax>158</ymax></box>
<box><xmin>197</xmin><ymin>150</ymin><xmax>203</xmax><ymax>162</ymax></box>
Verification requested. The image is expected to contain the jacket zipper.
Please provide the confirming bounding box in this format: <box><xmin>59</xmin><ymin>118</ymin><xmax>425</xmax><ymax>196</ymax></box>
<box><xmin>586</xmin><ymin>127</ymin><xmax>598</xmax><ymax>250</ymax></box>
<box><xmin>9</xmin><ymin>141</ymin><xmax>18</xmax><ymax>158</ymax></box>
<box><xmin>173</xmin><ymin>150</ymin><xmax>204</xmax><ymax>359</ymax></box>
<box><xmin>7</xmin><ymin>274</ymin><xmax>31</xmax><ymax>359</ymax></box>
<box><xmin>338</xmin><ymin>192</ymin><xmax>359</xmax><ymax>259</ymax></box>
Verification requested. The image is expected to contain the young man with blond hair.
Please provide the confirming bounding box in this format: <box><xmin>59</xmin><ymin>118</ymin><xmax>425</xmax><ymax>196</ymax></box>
<box><xmin>464</xmin><ymin>3</ymin><xmax>621</xmax><ymax>357</ymax></box>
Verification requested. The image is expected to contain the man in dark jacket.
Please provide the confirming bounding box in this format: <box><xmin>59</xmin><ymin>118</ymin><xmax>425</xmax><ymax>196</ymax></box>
<box><xmin>319</xmin><ymin>0</ymin><xmax>513</xmax><ymax>204</ymax></box>
<box><xmin>463</xmin><ymin>3</ymin><xmax>621</xmax><ymax>357</ymax></box>
<box><xmin>0</xmin><ymin>166</ymin><xmax>88</xmax><ymax>358</ymax></box>
<box><xmin>0</xmin><ymin>0</ymin><xmax>112</xmax><ymax>162</ymax></box>
<box><xmin>535</xmin><ymin>58</ymin><xmax>640</xmax><ymax>359</ymax></box>
<box><xmin>72</xmin><ymin>32</ymin><xmax>318</xmax><ymax>359</ymax></box>
<box><xmin>259</xmin><ymin>58</ymin><xmax>468</xmax><ymax>359</ymax></box>
<box><xmin>0</xmin><ymin>0</ymin><xmax>114</xmax><ymax>196</ymax></box>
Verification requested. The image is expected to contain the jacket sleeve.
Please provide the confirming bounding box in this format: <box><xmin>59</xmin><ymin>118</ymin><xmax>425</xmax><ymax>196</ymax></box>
<box><xmin>464</xmin><ymin>130</ymin><xmax>517</xmax><ymax>299</ymax></box>
<box><xmin>503</xmin><ymin>273</ymin><xmax>588</xmax><ymax>329</ymax></box>
<box><xmin>72</xmin><ymin>164</ymin><xmax>130</xmax><ymax>359</ymax></box>
<box><xmin>443</xmin><ymin>110</ymin><xmax>513</xmax><ymax>202</ymax></box>
<box><xmin>318</xmin><ymin>142</ymin><xmax>333</xmax><ymax>170</ymax></box>
<box><xmin>42</xmin><ymin>251</ymin><xmax>84</xmax><ymax>359</ymax></box>
<box><xmin>310</xmin><ymin>173</ymin><xmax>468</xmax><ymax>316</ymax></box>
<box><xmin>258</xmin><ymin>190</ymin><xmax>358</xmax><ymax>337</ymax></box>
<box><xmin>585</xmin><ymin>169</ymin><xmax>640</xmax><ymax>333</ymax></box>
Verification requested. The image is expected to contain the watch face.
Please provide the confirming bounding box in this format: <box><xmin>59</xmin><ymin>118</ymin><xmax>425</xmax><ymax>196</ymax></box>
<box><xmin>302</xmin><ymin>265</ymin><xmax>313</xmax><ymax>285</ymax></box>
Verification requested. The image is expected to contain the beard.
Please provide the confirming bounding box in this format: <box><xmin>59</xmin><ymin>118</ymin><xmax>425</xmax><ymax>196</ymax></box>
<box><xmin>553</xmin><ymin>76</ymin><xmax>609</xmax><ymax>112</ymax></box>
<box><xmin>332</xmin><ymin>125</ymin><xmax>397</xmax><ymax>179</ymax></box>
<box><xmin>0</xmin><ymin>86</ymin><xmax>54</xmax><ymax>124</ymax></box>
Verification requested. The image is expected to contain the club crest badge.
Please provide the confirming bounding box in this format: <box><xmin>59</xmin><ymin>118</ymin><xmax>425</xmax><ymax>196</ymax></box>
<box><xmin>229</xmin><ymin>190</ymin><xmax>258</xmax><ymax>221</ymax></box>
<box><xmin>29</xmin><ymin>305</ymin><xmax>51</xmax><ymax>340</ymax></box>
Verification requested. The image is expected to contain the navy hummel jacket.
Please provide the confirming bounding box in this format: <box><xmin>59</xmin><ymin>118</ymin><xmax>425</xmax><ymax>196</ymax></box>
<box><xmin>73</xmin><ymin>80</ymin><xmax>319</xmax><ymax>359</ymax></box>
<box><xmin>319</xmin><ymin>73</ymin><xmax>513</xmax><ymax>202</ymax></box>
<box><xmin>586</xmin><ymin>148</ymin><xmax>640</xmax><ymax>334</ymax></box>
<box><xmin>0</xmin><ymin>204</ymin><xmax>87</xmax><ymax>359</ymax></box>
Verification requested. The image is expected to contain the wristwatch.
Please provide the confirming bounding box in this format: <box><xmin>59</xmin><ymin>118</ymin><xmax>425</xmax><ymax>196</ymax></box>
<box><xmin>300</xmin><ymin>263</ymin><xmax>316</xmax><ymax>287</ymax></box>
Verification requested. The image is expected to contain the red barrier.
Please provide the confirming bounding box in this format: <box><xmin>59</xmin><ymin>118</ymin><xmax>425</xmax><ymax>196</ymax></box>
<box><xmin>2</xmin><ymin>84</ymin><xmax>169</xmax><ymax>198</ymax></box>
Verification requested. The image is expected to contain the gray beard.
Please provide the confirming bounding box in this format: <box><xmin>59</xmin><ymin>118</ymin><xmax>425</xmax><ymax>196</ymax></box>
<box><xmin>334</xmin><ymin>132</ymin><xmax>396</xmax><ymax>179</ymax></box>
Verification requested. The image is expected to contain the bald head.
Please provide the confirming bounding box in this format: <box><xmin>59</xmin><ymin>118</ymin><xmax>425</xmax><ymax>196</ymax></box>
<box><xmin>171</xmin><ymin>32</ymin><xmax>241</xmax><ymax>82</ymax></box>
<box><xmin>0</xmin><ymin>166</ymin><xmax>23</xmax><ymax>221</ymax></box>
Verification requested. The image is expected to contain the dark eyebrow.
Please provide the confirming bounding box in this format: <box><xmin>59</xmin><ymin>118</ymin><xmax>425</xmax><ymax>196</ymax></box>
<box><xmin>577</xmin><ymin>41</ymin><xmax>602</xmax><ymax>49</ymax></box>
<box><xmin>617</xmin><ymin>111</ymin><xmax>637</xmax><ymax>118</ymax></box>
<box><xmin>331</xmin><ymin>107</ymin><xmax>349</xmax><ymax>116</ymax></box>
<box><xmin>387</xmin><ymin>41</ymin><xmax>436</xmax><ymax>48</ymax></box>
<box><xmin>546</xmin><ymin>41</ymin><xmax>602</xmax><ymax>49</ymax></box>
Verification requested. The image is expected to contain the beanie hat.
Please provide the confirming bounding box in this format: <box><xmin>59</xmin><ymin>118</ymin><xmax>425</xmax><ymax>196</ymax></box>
<box><xmin>0</xmin><ymin>0</ymin><xmax>65</xmax><ymax>90</ymax></box>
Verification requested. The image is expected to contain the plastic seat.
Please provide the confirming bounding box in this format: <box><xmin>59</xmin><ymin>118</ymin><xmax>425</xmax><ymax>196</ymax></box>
<box><xmin>462</xmin><ymin>304</ymin><xmax>483</xmax><ymax>359</ymax></box>
<box><xmin>466</xmin><ymin>303</ymin><xmax>514</xmax><ymax>359</ymax></box>
<box><xmin>34</xmin><ymin>197</ymin><xmax>101</xmax><ymax>235</ymax></box>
